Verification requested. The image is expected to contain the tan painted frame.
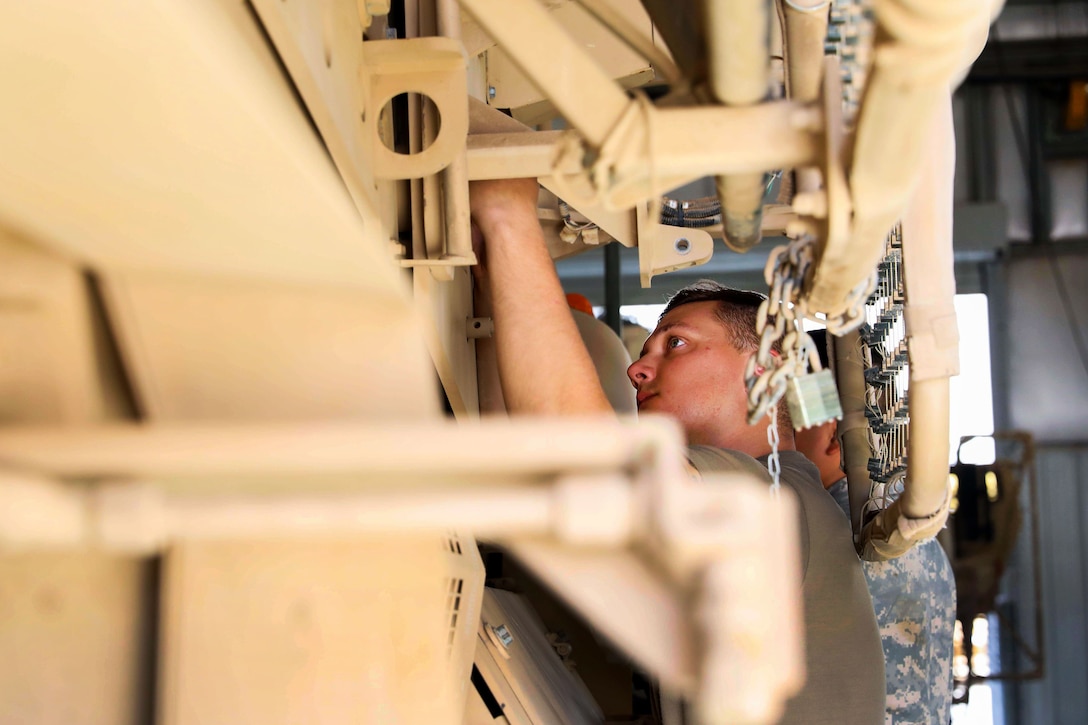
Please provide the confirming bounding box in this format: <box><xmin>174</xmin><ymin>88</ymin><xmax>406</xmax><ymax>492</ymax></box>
<box><xmin>0</xmin><ymin>416</ymin><xmax>803</xmax><ymax>724</ymax></box>
<box><xmin>0</xmin><ymin>1</ymin><xmax>1010</xmax><ymax>721</ymax></box>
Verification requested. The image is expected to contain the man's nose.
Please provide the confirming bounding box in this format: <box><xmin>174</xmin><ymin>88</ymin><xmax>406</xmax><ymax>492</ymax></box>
<box><xmin>627</xmin><ymin>356</ymin><xmax>654</xmax><ymax>388</ymax></box>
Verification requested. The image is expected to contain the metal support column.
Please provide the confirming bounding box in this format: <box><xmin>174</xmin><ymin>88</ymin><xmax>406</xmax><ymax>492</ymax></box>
<box><xmin>1025</xmin><ymin>87</ymin><xmax>1052</xmax><ymax>245</ymax></box>
<box><xmin>604</xmin><ymin>242</ymin><xmax>623</xmax><ymax>336</ymax></box>
<box><xmin>966</xmin><ymin>84</ymin><xmax>997</xmax><ymax>203</ymax></box>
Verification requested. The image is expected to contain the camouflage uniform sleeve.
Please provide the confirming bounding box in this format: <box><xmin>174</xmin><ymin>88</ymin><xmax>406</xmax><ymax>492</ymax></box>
<box><xmin>828</xmin><ymin>478</ymin><xmax>957</xmax><ymax>723</ymax></box>
<box><xmin>864</xmin><ymin>539</ymin><xmax>956</xmax><ymax>724</ymax></box>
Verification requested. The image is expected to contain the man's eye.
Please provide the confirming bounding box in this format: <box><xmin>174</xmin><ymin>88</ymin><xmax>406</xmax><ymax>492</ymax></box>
<box><xmin>666</xmin><ymin>337</ymin><xmax>685</xmax><ymax>349</ymax></box>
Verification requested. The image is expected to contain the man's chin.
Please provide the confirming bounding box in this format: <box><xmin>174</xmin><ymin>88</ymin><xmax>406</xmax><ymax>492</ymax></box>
<box><xmin>637</xmin><ymin>397</ymin><xmax>668</xmax><ymax>415</ymax></box>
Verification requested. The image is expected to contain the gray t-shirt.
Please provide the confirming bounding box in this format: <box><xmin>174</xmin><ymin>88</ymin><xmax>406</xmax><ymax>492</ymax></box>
<box><xmin>687</xmin><ymin>447</ymin><xmax>885</xmax><ymax>725</ymax></box>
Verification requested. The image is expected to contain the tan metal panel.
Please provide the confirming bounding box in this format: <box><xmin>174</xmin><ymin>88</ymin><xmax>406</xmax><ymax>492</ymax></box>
<box><xmin>249</xmin><ymin>0</ymin><xmax>380</xmax><ymax>210</ymax></box>
<box><xmin>0</xmin><ymin>554</ymin><xmax>154</xmax><ymax>725</ymax></box>
<box><xmin>0</xmin><ymin>0</ymin><xmax>402</xmax><ymax>294</ymax></box>
<box><xmin>100</xmin><ymin>270</ymin><xmax>437</xmax><ymax>421</ymax></box>
<box><xmin>486</xmin><ymin>0</ymin><xmax>654</xmax><ymax>112</ymax></box>
<box><xmin>158</xmin><ymin>538</ymin><xmax>461</xmax><ymax>725</ymax></box>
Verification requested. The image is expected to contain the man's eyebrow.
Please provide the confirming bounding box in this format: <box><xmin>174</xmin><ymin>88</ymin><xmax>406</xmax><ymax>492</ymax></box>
<box><xmin>653</xmin><ymin>321</ymin><xmax>698</xmax><ymax>336</ymax></box>
<box><xmin>639</xmin><ymin>321</ymin><xmax>697</xmax><ymax>356</ymax></box>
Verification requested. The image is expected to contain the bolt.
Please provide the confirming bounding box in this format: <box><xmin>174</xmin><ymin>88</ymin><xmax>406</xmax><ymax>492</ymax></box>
<box><xmin>488</xmin><ymin>86</ymin><xmax>496</xmax><ymax>100</ymax></box>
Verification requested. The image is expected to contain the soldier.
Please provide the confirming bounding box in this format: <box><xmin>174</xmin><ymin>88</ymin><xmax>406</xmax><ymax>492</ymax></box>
<box><xmin>794</xmin><ymin>329</ymin><xmax>957</xmax><ymax>724</ymax></box>
<box><xmin>471</xmin><ymin>177</ymin><xmax>884</xmax><ymax>724</ymax></box>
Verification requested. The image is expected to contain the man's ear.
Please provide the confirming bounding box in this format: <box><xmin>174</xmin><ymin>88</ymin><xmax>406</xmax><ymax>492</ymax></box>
<box><xmin>751</xmin><ymin>348</ymin><xmax>780</xmax><ymax>376</ymax></box>
<box><xmin>825</xmin><ymin>421</ymin><xmax>841</xmax><ymax>457</ymax></box>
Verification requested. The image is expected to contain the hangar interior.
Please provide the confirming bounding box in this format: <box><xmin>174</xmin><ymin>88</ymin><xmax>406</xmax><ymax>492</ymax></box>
<box><xmin>0</xmin><ymin>1</ymin><xmax>1086</xmax><ymax>724</ymax></box>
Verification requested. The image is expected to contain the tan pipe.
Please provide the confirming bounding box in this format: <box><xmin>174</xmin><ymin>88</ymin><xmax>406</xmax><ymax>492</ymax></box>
<box><xmin>705</xmin><ymin>0</ymin><xmax>771</xmax><ymax>252</ymax></box>
<box><xmin>781</xmin><ymin>1</ymin><xmax>829</xmax><ymax>104</ymax></box>
<box><xmin>854</xmin><ymin>91</ymin><xmax>957</xmax><ymax>559</ymax></box>
<box><xmin>897</xmin><ymin>93</ymin><xmax>957</xmax><ymax>518</ymax></box>
<box><xmin>780</xmin><ymin>0</ymin><xmax>829</xmax><ymax>195</ymax></box>
<box><xmin>706</xmin><ymin>0</ymin><xmax>770</xmax><ymax>105</ymax></box>
<box><xmin>899</xmin><ymin>378</ymin><xmax>951</xmax><ymax>518</ymax></box>
<box><xmin>831</xmin><ymin>329</ymin><xmax>875</xmax><ymax>540</ymax></box>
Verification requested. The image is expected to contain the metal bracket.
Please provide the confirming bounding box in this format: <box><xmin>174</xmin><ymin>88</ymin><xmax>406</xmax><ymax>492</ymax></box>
<box><xmin>361</xmin><ymin>38</ymin><xmax>468</xmax><ymax>179</ymax></box>
<box><xmin>636</xmin><ymin>204</ymin><xmax>714</xmax><ymax>288</ymax></box>
<box><xmin>466</xmin><ymin>317</ymin><xmax>494</xmax><ymax>339</ymax></box>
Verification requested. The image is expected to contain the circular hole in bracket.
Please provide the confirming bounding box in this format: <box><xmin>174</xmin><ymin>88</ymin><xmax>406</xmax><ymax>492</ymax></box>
<box><xmin>377</xmin><ymin>92</ymin><xmax>441</xmax><ymax>156</ymax></box>
<box><xmin>674</xmin><ymin>237</ymin><xmax>691</xmax><ymax>255</ymax></box>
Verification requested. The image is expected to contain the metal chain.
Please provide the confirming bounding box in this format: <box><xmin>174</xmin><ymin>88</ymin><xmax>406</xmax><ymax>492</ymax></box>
<box><xmin>745</xmin><ymin>237</ymin><xmax>815</xmax><ymax>424</ymax></box>
<box><xmin>767</xmin><ymin>406</ymin><xmax>781</xmax><ymax>496</ymax></box>
<box><xmin>745</xmin><ymin>235</ymin><xmax>878</xmax><ymax>424</ymax></box>
<box><xmin>749</xmin><ymin>233</ymin><xmax>879</xmax><ymax>497</ymax></box>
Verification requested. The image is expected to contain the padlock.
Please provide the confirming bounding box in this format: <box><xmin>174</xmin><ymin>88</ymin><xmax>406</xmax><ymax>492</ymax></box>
<box><xmin>785</xmin><ymin>368</ymin><xmax>844</xmax><ymax>430</ymax></box>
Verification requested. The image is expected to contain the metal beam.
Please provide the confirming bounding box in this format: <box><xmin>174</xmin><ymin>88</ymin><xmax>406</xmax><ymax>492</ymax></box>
<box><xmin>458</xmin><ymin>0</ymin><xmax>630</xmax><ymax>148</ymax></box>
<box><xmin>466</xmin><ymin>131</ymin><xmax>568</xmax><ymax>180</ymax></box>
<box><xmin>1025</xmin><ymin>86</ymin><xmax>1052</xmax><ymax>245</ymax></box>
<box><xmin>965</xmin><ymin>85</ymin><xmax>997</xmax><ymax>203</ymax></box>
<box><xmin>967</xmin><ymin>37</ymin><xmax>1088</xmax><ymax>83</ymax></box>
<box><xmin>604</xmin><ymin>242</ymin><xmax>623</xmax><ymax>335</ymax></box>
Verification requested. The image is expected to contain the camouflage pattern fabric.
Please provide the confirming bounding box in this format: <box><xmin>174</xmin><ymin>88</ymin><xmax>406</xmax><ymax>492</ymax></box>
<box><xmin>830</xmin><ymin>479</ymin><xmax>957</xmax><ymax>725</ymax></box>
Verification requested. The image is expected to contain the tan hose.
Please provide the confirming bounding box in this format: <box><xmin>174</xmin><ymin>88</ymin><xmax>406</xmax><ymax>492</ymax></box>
<box><xmin>899</xmin><ymin>379</ymin><xmax>951</xmax><ymax>517</ymax></box>
<box><xmin>855</xmin><ymin>90</ymin><xmax>957</xmax><ymax>560</ymax></box>
<box><xmin>898</xmin><ymin>93</ymin><xmax>957</xmax><ymax>518</ymax></box>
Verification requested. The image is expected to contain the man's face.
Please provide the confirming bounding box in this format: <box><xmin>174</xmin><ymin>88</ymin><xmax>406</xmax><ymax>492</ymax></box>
<box><xmin>793</xmin><ymin>420</ymin><xmax>843</xmax><ymax>488</ymax></box>
<box><xmin>627</xmin><ymin>300</ymin><xmax>754</xmax><ymax>449</ymax></box>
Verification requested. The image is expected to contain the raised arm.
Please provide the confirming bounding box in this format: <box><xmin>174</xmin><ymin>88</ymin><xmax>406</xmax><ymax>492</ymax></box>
<box><xmin>470</xmin><ymin>178</ymin><xmax>613</xmax><ymax>416</ymax></box>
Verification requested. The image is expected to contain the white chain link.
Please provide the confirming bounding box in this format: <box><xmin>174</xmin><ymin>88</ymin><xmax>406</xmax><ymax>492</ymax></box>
<box><xmin>766</xmin><ymin>405</ymin><xmax>781</xmax><ymax>497</ymax></box>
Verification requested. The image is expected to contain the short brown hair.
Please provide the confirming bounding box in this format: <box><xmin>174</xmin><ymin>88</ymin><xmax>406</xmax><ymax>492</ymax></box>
<box><xmin>661</xmin><ymin>280</ymin><xmax>766</xmax><ymax>352</ymax></box>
